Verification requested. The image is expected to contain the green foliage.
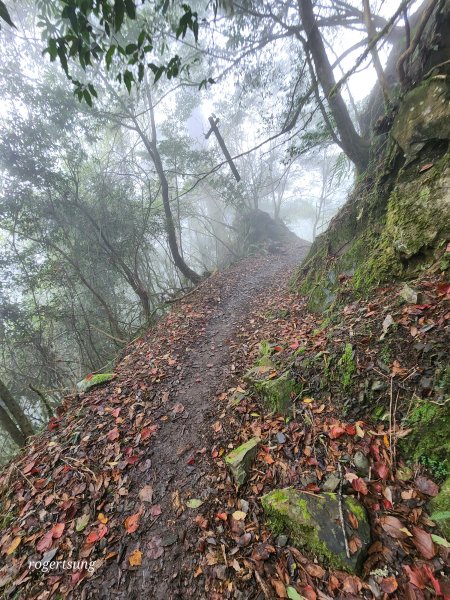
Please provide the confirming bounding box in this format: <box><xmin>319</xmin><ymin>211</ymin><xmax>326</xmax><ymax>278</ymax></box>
<box><xmin>37</xmin><ymin>0</ymin><xmax>204</xmax><ymax>101</ymax></box>
<box><xmin>337</xmin><ymin>343</ymin><xmax>356</xmax><ymax>390</ymax></box>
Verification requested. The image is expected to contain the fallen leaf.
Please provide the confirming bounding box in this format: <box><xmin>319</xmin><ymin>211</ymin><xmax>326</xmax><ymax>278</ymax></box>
<box><xmin>186</xmin><ymin>498</ymin><xmax>203</xmax><ymax>509</ymax></box>
<box><xmin>380</xmin><ymin>576</ymin><xmax>398</xmax><ymax>593</ymax></box>
<box><xmin>147</xmin><ymin>536</ymin><xmax>164</xmax><ymax>559</ymax></box>
<box><xmin>415</xmin><ymin>476</ymin><xmax>439</xmax><ymax>497</ymax></box>
<box><xmin>271</xmin><ymin>578</ymin><xmax>288</xmax><ymax>597</ymax></box>
<box><xmin>98</xmin><ymin>513</ymin><xmax>108</xmax><ymax>524</ymax></box>
<box><xmin>380</xmin><ymin>515</ymin><xmax>407</xmax><ymax>539</ymax></box>
<box><xmin>51</xmin><ymin>523</ymin><xmax>65</xmax><ymax>539</ymax></box>
<box><xmin>5</xmin><ymin>537</ymin><xmax>21</xmax><ymax>555</ymax></box>
<box><xmin>107</xmin><ymin>427</ymin><xmax>120</xmax><ymax>441</ymax></box>
<box><xmin>351</xmin><ymin>477</ymin><xmax>368</xmax><ymax>495</ymax></box>
<box><xmin>128</xmin><ymin>549</ymin><xmax>142</xmax><ymax>567</ymax></box>
<box><xmin>412</xmin><ymin>526</ymin><xmax>435</xmax><ymax>559</ymax></box>
<box><xmin>431</xmin><ymin>534</ymin><xmax>450</xmax><ymax>548</ymax></box>
<box><xmin>138</xmin><ymin>485</ymin><xmax>154</xmax><ymax>503</ymax></box>
<box><xmin>232</xmin><ymin>510</ymin><xmax>246</xmax><ymax>521</ymax></box>
<box><xmin>124</xmin><ymin>512</ymin><xmax>140</xmax><ymax>533</ymax></box>
<box><xmin>36</xmin><ymin>531</ymin><xmax>53</xmax><ymax>553</ymax></box>
<box><xmin>76</xmin><ymin>514</ymin><xmax>90</xmax><ymax>532</ymax></box>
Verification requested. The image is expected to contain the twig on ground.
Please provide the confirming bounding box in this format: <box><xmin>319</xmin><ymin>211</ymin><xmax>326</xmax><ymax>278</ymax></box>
<box><xmin>337</xmin><ymin>462</ymin><xmax>350</xmax><ymax>559</ymax></box>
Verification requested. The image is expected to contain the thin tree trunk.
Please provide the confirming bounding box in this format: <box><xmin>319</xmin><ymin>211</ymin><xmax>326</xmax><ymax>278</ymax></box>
<box><xmin>363</xmin><ymin>0</ymin><xmax>391</xmax><ymax>107</ymax></box>
<box><xmin>0</xmin><ymin>378</ymin><xmax>34</xmax><ymax>438</ymax></box>
<box><xmin>299</xmin><ymin>0</ymin><xmax>370</xmax><ymax>173</ymax></box>
<box><xmin>0</xmin><ymin>402</ymin><xmax>26</xmax><ymax>447</ymax></box>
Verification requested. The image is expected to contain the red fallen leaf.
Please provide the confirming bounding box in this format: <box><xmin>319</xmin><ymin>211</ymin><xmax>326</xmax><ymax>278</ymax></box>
<box><xmin>111</xmin><ymin>407</ymin><xmax>121</xmax><ymax>418</ymax></box>
<box><xmin>150</xmin><ymin>504</ymin><xmax>162</xmax><ymax>518</ymax></box>
<box><xmin>411</xmin><ymin>526</ymin><xmax>435</xmax><ymax>559</ymax></box>
<box><xmin>97</xmin><ymin>524</ymin><xmax>108</xmax><ymax>540</ymax></box>
<box><xmin>345</xmin><ymin>424</ymin><xmax>356</xmax><ymax>436</ymax></box>
<box><xmin>51</xmin><ymin>523</ymin><xmax>65</xmax><ymax>539</ymax></box>
<box><xmin>22</xmin><ymin>461</ymin><xmax>36</xmax><ymax>475</ymax></box>
<box><xmin>124</xmin><ymin>512</ymin><xmax>140</xmax><ymax>533</ymax></box>
<box><xmin>251</xmin><ymin>543</ymin><xmax>275</xmax><ymax>561</ymax></box>
<box><xmin>36</xmin><ymin>531</ymin><xmax>53</xmax><ymax>553</ymax></box>
<box><xmin>261</xmin><ymin>452</ymin><xmax>275</xmax><ymax>465</ymax></box>
<box><xmin>348</xmin><ymin>535</ymin><xmax>362</xmax><ymax>554</ymax></box>
<box><xmin>186</xmin><ymin>455</ymin><xmax>195</xmax><ymax>465</ymax></box>
<box><xmin>107</xmin><ymin>427</ymin><xmax>119</xmax><ymax>441</ymax></box>
<box><xmin>86</xmin><ymin>530</ymin><xmax>99</xmax><ymax>544</ymax></box>
<box><xmin>47</xmin><ymin>417</ymin><xmax>59</xmax><ymax>431</ymax></box>
<box><xmin>126</xmin><ymin>455</ymin><xmax>140</xmax><ymax>465</ymax></box>
<box><xmin>419</xmin><ymin>163</ymin><xmax>433</xmax><ymax>172</ymax></box>
<box><xmin>298</xmin><ymin>584</ymin><xmax>317</xmax><ymax>600</ymax></box>
<box><xmin>422</xmin><ymin>564</ymin><xmax>442</xmax><ymax>596</ymax></box>
<box><xmin>329</xmin><ymin>425</ymin><xmax>346</xmax><ymax>439</ymax></box>
<box><xmin>71</xmin><ymin>569</ymin><xmax>86</xmax><ymax>585</ymax></box>
<box><xmin>328</xmin><ymin>575</ymin><xmax>340</xmax><ymax>591</ymax></box>
<box><xmin>380</xmin><ymin>515</ymin><xmax>407</xmax><ymax>539</ymax></box>
<box><xmin>351</xmin><ymin>477</ymin><xmax>368</xmax><ymax>495</ymax></box>
<box><xmin>216</xmin><ymin>512</ymin><xmax>228</xmax><ymax>521</ymax></box>
<box><xmin>415</xmin><ymin>476</ymin><xmax>439</xmax><ymax>497</ymax></box>
<box><xmin>380</xmin><ymin>576</ymin><xmax>398</xmax><ymax>593</ymax></box>
<box><xmin>194</xmin><ymin>515</ymin><xmax>208</xmax><ymax>530</ymax></box>
<box><xmin>290</xmin><ymin>340</ymin><xmax>299</xmax><ymax>350</ymax></box>
<box><xmin>141</xmin><ymin>425</ymin><xmax>157</xmax><ymax>440</ymax></box>
<box><xmin>374</xmin><ymin>462</ymin><xmax>389</xmax><ymax>480</ymax></box>
<box><xmin>342</xmin><ymin>576</ymin><xmax>362</xmax><ymax>594</ymax></box>
<box><xmin>403</xmin><ymin>565</ymin><xmax>426</xmax><ymax>589</ymax></box>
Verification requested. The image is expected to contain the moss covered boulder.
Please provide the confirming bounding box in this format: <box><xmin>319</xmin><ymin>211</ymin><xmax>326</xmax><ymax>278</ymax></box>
<box><xmin>77</xmin><ymin>373</ymin><xmax>116</xmax><ymax>393</ymax></box>
<box><xmin>245</xmin><ymin>366</ymin><xmax>301</xmax><ymax>413</ymax></box>
<box><xmin>430</xmin><ymin>477</ymin><xmax>450</xmax><ymax>539</ymax></box>
<box><xmin>261</xmin><ymin>488</ymin><xmax>371</xmax><ymax>574</ymax></box>
<box><xmin>225</xmin><ymin>437</ymin><xmax>260</xmax><ymax>487</ymax></box>
<box><xmin>400</xmin><ymin>399</ymin><xmax>450</xmax><ymax>478</ymax></box>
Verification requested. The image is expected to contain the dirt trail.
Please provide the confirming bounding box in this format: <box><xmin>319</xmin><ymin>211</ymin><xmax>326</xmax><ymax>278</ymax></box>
<box><xmin>82</xmin><ymin>242</ymin><xmax>310</xmax><ymax>600</ymax></box>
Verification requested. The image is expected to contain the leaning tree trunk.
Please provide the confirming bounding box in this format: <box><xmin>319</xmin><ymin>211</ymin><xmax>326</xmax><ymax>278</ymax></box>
<box><xmin>0</xmin><ymin>378</ymin><xmax>34</xmax><ymax>439</ymax></box>
<box><xmin>0</xmin><ymin>403</ymin><xmax>26</xmax><ymax>447</ymax></box>
<box><xmin>299</xmin><ymin>0</ymin><xmax>371</xmax><ymax>173</ymax></box>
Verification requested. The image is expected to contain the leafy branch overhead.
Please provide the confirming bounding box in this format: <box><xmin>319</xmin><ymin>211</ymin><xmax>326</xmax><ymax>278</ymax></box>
<box><xmin>38</xmin><ymin>0</ymin><xmax>201</xmax><ymax>103</ymax></box>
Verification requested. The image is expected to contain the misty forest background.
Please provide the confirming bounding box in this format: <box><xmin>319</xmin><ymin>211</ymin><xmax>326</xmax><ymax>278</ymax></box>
<box><xmin>0</xmin><ymin>0</ymin><xmax>423</xmax><ymax>460</ymax></box>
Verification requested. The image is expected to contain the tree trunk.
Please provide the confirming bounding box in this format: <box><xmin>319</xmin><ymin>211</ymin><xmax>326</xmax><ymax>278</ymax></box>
<box><xmin>299</xmin><ymin>0</ymin><xmax>371</xmax><ymax>173</ymax></box>
<box><xmin>0</xmin><ymin>377</ymin><xmax>34</xmax><ymax>439</ymax></box>
<box><xmin>0</xmin><ymin>402</ymin><xmax>26</xmax><ymax>447</ymax></box>
<box><xmin>363</xmin><ymin>0</ymin><xmax>391</xmax><ymax>107</ymax></box>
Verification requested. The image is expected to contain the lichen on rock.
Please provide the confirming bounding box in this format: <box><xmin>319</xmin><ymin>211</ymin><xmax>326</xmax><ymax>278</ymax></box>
<box><xmin>224</xmin><ymin>437</ymin><xmax>260</xmax><ymax>487</ymax></box>
<box><xmin>76</xmin><ymin>373</ymin><xmax>116</xmax><ymax>393</ymax></box>
<box><xmin>261</xmin><ymin>487</ymin><xmax>371</xmax><ymax>574</ymax></box>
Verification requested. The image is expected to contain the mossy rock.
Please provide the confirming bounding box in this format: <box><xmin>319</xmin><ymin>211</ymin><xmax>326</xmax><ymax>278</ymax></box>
<box><xmin>400</xmin><ymin>399</ymin><xmax>450</xmax><ymax>478</ymax></box>
<box><xmin>77</xmin><ymin>373</ymin><xmax>116</xmax><ymax>393</ymax></box>
<box><xmin>261</xmin><ymin>488</ymin><xmax>371</xmax><ymax>574</ymax></box>
<box><xmin>245</xmin><ymin>367</ymin><xmax>301</xmax><ymax>413</ymax></box>
<box><xmin>224</xmin><ymin>437</ymin><xmax>260</xmax><ymax>487</ymax></box>
<box><xmin>430</xmin><ymin>476</ymin><xmax>450</xmax><ymax>539</ymax></box>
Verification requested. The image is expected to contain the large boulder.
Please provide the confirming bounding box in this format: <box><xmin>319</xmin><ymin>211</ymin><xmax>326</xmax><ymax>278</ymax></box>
<box><xmin>261</xmin><ymin>487</ymin><xmax>371</xmax><ymax>574</ymax></box>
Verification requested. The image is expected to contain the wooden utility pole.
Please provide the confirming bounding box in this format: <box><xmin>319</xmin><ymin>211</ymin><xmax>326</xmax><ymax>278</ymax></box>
<box><xmin>205</xmin><ymin>115</ymin><xmax>241</xmax><ymax>182</ymax></box>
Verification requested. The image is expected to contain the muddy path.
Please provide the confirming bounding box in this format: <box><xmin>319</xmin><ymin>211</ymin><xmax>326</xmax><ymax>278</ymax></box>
<box><xmin>80</xmin><ymin>242</ymin><xmax>310</xmax><ymax>600</ymax></box>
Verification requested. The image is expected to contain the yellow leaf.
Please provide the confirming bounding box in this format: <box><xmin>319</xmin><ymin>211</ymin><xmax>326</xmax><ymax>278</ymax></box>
<box><xmin>98</xmin><ymin>513</ymin><xmax>108</xmax><ymax>524</ymax></box>
<box><xmin>400</xmin><ymin>527</ymin><xmax>413</xmax><ymax>537</ymax></box>
<box><xmin>128</xmin><ymin>549</ymin><xmax>142</xmax><ymax>567</ymax></box>
<box><xmin>355</xmin><ymin>423</ymin><xmax>365</xmax><ymax>438</ymax></box>
<box><xmin>232</xmin><ymin>510</ymin><xmax>246</xmax><ymax>521</ymax></box>
<box><xmin>384</xmin><ymin>434</ymin><xmax>390</xmax><ymax>448</ymax></box>
<box><xmin>302</xmin><ymin>397</ymin><xmax>314</xmax><ymax>404</ymax></box>
<box><xmin>6</xmin><ymin>536</ymin><xmax>21</xmax><ymax>555</ymax></box>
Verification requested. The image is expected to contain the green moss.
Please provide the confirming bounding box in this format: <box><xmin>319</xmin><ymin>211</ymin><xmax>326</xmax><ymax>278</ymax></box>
<box><xmin>0</xmin><ymin>510</ymin><xmax>14</xmax><ymax>531</ymax></box>
<box><xmin>430</xmin><ymin>476</ymin><xmax>450</xmax><ymax>538</ymax></box>
<box><xmin>400</xmin><ymin>399</ymin><xmax>450</xmax><ymax>479</ymax></box>
<box><xmin>346</xmin><ymin>495</ymin><xmax>366</xmax><ymax>521</ymax></box>
<box><xmin>224</xmin><ymin>437</ymin><xmax>260</xmax><ymax>488</ymax></box>
<box><xmin>77</xmin><ymin>372</ymin><xmax>116</xmax><ymax>393</ymax></box>
<box><xmin>337</xmin><ymin>343</ymin><xmax>356</xmax><ymax>389</ymax></box>
<box><xmin>224</xmin><ymin>437</ymin><xmax>260</xmax><ymax>464</ymax></box>
<box><xmin>261</xmin><ymin>488</ymin><xmax>370</xmax><ymax>573</ymax></box>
